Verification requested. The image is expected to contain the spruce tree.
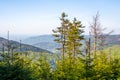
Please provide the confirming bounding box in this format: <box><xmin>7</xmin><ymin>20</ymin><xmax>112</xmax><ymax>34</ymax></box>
<box><xmin>52</xmin><ymin>12</ymin><xmax>69</xmax><ymax>60</ymax></box>
<box><xmin>66</xmin><ymin>18</ymin><xmax>84</xmax><ymax>58</ymax></box>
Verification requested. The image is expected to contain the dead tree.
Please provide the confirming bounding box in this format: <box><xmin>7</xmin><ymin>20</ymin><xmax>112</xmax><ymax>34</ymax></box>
<box><xmin>90</xmin><ymin>12</ymin><xmax>113</xmax><ymax>57</ymax></box>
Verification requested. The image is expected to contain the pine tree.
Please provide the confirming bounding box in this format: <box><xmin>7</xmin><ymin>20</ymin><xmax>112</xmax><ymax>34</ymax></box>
<box><xmin>52</xmin><ymin>12</ymin><xmax>69</xmax><ymax>60</ymax></box>
<box><xmin>66</xmin><ymin>18</ymin><xmax>84</xmax><ymax>58</ymax></box>
<box><xmin>52</xmin><ymin>13</ymin><xmax>85</xmax><ymax>79</ymax></box>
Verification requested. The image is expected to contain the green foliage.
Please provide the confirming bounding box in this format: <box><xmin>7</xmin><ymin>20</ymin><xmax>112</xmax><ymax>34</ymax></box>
<box><xmin>0</xmin><ymin>40</ymin><xmax>120</xmax><ymax>80</ymax></box>
<box><xmin>0</xmin><ymin>53</ymin><xmax>35</xmax><ymax>80</ymax></box>
<box><xmin>66</xmin><ymin>18</ymin><xmax>84</xmax><ymax>57</ymax></box>
<box><xmin>53</xmin><ymin>13</ymin><xmax>84</xmax><ymax>60</ymax></box>
<box><xmin>53</xmin><ymin>58</ymin><xmax>85</xmax><ymax>80</ymax></box>
<box><xmin>0</xmin><ymin>52</ymin><xmax>52</xmax><ymax>80</ymax></box>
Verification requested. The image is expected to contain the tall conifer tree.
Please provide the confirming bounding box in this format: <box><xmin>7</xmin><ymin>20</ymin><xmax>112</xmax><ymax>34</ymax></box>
<box><xmin>52</xmin><ymin>12</ymin><xmax>69</xmax><ymax>60</ymax></box>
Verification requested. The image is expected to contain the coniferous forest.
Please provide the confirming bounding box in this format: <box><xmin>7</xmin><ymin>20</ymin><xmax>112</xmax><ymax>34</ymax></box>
<box><xmin>0</xmin><ymin>12</ymin><xmax>120</xmax><ymax>80</ymax></box>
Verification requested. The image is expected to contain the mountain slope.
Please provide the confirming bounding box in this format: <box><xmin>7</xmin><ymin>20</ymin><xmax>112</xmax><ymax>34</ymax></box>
<box><xmin>23</xmin><ymin>35</ymin><xmax>54</xmax><ymax>45</ymax></box>
<box><xmin>22</xmin><ymin>34</ymin><xmax>120</xmax><ymax>52</ymax></box>
<box><xmin>22</xmin><ymin>35</ymin><xmax>60</xmax><ymax>52</ymax></box>
<box><xmin>0</xmin><ymin>37</ymin><xmax>52</xmax><ymax>53</ymax></box>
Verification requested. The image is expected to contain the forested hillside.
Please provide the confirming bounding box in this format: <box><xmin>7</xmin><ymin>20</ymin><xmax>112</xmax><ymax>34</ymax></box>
<box><xmin>0</xmin><ymin>37</ymin><xmax>52</xmax><ymax>53</ymax></box>
<box><xmin>22</xmin><ymin>35</ymin><xmax>60</xmax><ymax>52</ymax></box>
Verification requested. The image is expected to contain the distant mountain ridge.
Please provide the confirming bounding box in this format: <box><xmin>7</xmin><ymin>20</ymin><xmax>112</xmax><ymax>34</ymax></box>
<box><xmin>22</xmin><ymin>35</ymin><xmax>60</xmax><ymax>52</ymax></box>
<box><xmin>23</xmin><ymin>35</ymin><xmax>54</xmax><ymax>45</ymax></box>
<box><xmin>0</xmin><ymin>37</ymin><xmax>52</xmax><ymax>53</ymax></box>
<box><xmin>22</xmin><ymin>34</ymin><xmax>120</xmax><ymax>52</ymax></box>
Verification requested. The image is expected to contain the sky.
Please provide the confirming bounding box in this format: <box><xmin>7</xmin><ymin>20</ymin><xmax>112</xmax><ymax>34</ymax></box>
<box><xmin>0</xmin><ymin>0</ymin><xmax>120</xmax><ymax>37</ymax></box>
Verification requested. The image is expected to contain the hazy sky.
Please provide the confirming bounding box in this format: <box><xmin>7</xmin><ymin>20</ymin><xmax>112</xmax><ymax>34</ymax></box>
<box><xmin>0</xmin><ymin>0</ymin><xmax>120</xmax><ymax>36</ymax></box>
